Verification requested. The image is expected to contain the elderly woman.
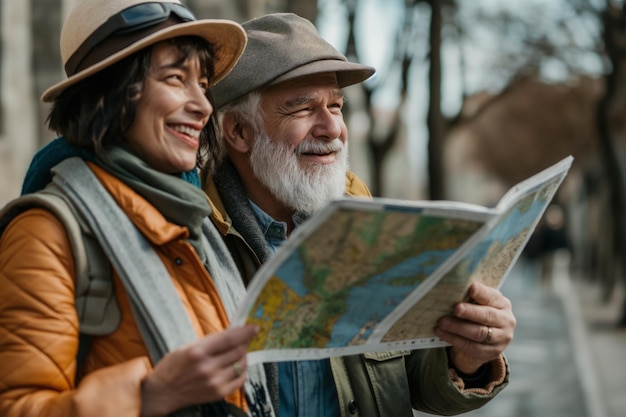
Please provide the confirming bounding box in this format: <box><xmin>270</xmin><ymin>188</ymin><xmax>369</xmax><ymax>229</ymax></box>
<box><xmin>0</xmin><ymin>1</ymin><xmax>273</xmax><ymax>417</ymax></box>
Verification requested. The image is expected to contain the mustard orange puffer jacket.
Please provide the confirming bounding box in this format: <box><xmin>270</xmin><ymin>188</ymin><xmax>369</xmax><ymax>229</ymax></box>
<box><xmin>0</xmin><ymin>163</ymin><xmax>246</xmax><ymax>417</ymax></box>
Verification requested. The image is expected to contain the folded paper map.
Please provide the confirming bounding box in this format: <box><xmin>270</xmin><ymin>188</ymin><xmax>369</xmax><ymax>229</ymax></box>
<box><xmin>233</xmin><ymin>156</ymin><xmax>574</xmax><ymax>364</ymax></box>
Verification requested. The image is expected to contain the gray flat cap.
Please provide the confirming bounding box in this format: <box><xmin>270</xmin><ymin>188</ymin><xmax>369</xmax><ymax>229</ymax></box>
<box><xmin>211</xmin><ymin>13</ymin><xmax>375</xmax><ymax>109</ymax></box>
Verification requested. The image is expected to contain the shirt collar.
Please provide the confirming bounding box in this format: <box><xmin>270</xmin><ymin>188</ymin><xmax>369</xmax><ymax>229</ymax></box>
<box><xmin>248</xmin><ymin>200</ymin><xmax>309</xmax><ymax>251</ymax></box>
<box><xmin>248</xmin><ymin>200</ymin><xmax>288</xmax><ymax>247</ymax></box>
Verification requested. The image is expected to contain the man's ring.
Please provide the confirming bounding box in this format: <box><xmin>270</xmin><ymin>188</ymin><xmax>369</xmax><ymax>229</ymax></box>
<box><xmin>482</xmin><ymin>326</ymin><xmax>493</xmax><ymax>344</ymax></box>
<box><xmin>233</xmin><ymin>361</ymin><xmax>243</xmax><ymax>377</ymax></box>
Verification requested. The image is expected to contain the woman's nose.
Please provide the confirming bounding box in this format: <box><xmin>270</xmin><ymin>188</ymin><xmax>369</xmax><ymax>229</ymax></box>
<box><xmin>187</xmin><ymin>86</ymin><xmax>213</xmax><ymax>119</ymax></box>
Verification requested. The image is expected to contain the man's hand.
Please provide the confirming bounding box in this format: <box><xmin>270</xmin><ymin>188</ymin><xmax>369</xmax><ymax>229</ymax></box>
<box><xmin>434</xmin><ymin>281</ymin><xmax>516</xmax><ymax>375</ymax></box>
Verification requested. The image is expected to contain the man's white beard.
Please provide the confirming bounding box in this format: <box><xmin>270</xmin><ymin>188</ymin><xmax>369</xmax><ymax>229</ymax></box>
<box><xmin>249</xmin><ymin>131</ymin><xmax>348</xmax><ymax>216</ymax></box>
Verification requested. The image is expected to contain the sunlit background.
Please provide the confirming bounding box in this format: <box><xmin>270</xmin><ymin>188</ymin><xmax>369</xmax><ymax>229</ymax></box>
<box><xmin>1</xmin><ymin>1</ymin><xmax>625</xmax><ymax>416</ymax></box>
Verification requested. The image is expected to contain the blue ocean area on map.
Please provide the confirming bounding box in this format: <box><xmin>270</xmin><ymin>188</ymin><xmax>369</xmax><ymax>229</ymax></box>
<box><xmin>327</xmin><ymin>248</ymin><xmax>459</xmax><ymax>345</ymax></box>
<box><xmin>264</xmin><ymin>246</ymin><xmax>459</xmax><ymax>346</ymax></box>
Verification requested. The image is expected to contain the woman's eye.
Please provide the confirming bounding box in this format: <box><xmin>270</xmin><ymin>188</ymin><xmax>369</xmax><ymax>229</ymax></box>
<box><xmin>166</xmin><ymin>74</ymin><xmax>184</xmax><ymax>83</ymax></box>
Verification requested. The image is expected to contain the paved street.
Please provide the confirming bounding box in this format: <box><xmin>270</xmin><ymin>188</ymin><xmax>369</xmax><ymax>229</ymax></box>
<box><xmin>416</xmin><ymin>251</ymin><xmax>625</xmax><ymax>417</ymax></box>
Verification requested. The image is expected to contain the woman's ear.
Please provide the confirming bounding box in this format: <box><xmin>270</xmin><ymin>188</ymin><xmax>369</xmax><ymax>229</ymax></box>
<box><xmin>221</xmin><ymin>112</ymin><xmax>253</xmax><ymax>154</ymax></box>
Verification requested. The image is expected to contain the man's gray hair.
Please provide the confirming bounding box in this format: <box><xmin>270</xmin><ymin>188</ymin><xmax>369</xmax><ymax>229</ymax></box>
<box><xmin>215</xmin><ymin>90</ymin><xmax>264</xmax><ymax>158</ymax></box>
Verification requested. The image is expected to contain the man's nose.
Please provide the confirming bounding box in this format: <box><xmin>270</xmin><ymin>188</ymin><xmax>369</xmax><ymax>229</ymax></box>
<box><xmin>312</xmin><ymin>107</ymin><xmax>343</xmax><ymax>140</ymax></box>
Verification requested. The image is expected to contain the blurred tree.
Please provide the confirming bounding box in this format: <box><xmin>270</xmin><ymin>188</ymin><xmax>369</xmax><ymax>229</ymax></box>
<box><xmin>31</xmin><ymin>0</ymin><xmax>63</xmax><ymax>146</ymax></box>
<box><xmin>595</xmin><ymin>1</ymin><xmax>626</xmax><ymax>324</ymax></box>
<box><xmin>188</xmin><ymin>0</ymin><xmax>316</xmax><ymax>22</ymax></box>
<box><xmin>425</xmin><ymin>0</ymin><xmax>445</xmax><ymax>200</ymax></box>
<box><xmin>444</xmin><ymin>0</ymin><xmax>626</xmax><ymax>325</ymax></box>
<box><xmin>338</xmin><ymin>0</ymin><xmax>456</xmax><ymax>197</ymax></box>
<box><xmin>285</xmin><ymin>0</ymin><xmax>317</xmax><ymax>20</ymax></box>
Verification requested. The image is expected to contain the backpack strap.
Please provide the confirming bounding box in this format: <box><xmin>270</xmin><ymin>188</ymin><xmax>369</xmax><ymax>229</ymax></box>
<box><xmin>0</xmin><ymin>185</ymin><xmax>120</xmax><ymax>335</ymax></box>
<box><xmin>50</xmin><ymin>157</ymin><xmax>198</xmax><ymax>362</ymax></box>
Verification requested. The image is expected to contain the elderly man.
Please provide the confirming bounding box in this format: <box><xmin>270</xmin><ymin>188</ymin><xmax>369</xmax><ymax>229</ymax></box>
<box><xmin>202</xmin><ymin>13</ymin><xmax>515</xmax><ymax>417</ymax></box>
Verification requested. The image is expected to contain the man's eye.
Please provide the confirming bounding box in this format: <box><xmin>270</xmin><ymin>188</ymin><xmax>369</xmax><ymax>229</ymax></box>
<box><xmin>292</xmin><ymin>107</ymin><xmax>312</xmax><ymax>115</ymax></box>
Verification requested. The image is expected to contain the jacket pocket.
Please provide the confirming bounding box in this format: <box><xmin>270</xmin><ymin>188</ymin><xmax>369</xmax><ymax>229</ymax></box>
<box><xmin>359</xmin><ymin>350</ymin><xmax>414</xmax><ymax>417</ymax></box>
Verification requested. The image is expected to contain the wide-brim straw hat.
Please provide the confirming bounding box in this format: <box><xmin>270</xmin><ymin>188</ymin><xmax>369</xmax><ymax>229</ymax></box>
<box><xmin>42</xmin><ymin>0</ymin><xmax>247</xmax><ymax>102</ymax></box>
<box><xmin>211</xmin><ymin>13</ymin><xmax>375</xmax><ymax>109</ymax></box>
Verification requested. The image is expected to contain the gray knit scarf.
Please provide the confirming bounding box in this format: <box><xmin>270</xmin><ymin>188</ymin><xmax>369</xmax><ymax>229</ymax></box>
<box><xmin>96</xmin><ymin>146</ymin><xmax>211</xmax><ymax>261</ymax></box>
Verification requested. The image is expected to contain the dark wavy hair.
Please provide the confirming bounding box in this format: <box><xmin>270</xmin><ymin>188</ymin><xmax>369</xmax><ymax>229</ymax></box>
<box><xmin>47</xmin><ymin>36</ymin><xmax>222</xmax><ymax>173</ymax></box>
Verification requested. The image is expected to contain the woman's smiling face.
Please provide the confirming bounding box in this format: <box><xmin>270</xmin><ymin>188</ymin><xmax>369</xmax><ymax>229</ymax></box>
<box><xmin>126</xmin><ymin>41</ymin><xmax>213</xmax><ymax>174</ymax></box>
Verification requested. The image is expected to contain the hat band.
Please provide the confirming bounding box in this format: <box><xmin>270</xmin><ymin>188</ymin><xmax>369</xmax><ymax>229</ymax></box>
<box><xmin>65</xmin><ymin>17</ymin><xmax>183</xmax><ymax>77</ymax></box>
<box><xmin>64</xmin><ymin>2</ymin><xmax>195</xmax><ymax>76</ymax></box>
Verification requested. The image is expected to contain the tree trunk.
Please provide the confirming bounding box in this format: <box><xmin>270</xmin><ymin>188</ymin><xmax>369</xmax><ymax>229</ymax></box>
<box><xmin>31</xmin><ymin>0</ymin><xmax>63</xmax><ymax>146</ymax></box>
<box><xmin>597</xmin><ymin>5</ymin><xmax>626</xmax><ymax>325</ymax></box>
<box><xmin>285</xmin><ymin>0</ymin><xmax>317</xmax><ymax>21</ymax></box>
<box><xmin>426</xmin><ymin>0</ymin><xmax>444</xmax><ymax>200</ymax></box>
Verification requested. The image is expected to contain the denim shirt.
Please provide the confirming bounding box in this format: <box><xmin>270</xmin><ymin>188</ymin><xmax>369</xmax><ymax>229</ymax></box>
<box><xmin>249</xmin><ymin>201</ymin><xmax>341</xmax><ymax>417</ymax></box>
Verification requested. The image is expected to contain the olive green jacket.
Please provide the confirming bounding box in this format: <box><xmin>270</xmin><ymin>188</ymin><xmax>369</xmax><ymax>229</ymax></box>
<box><xmin>202</xmin><ymin>160</ymin><xmax>509</xmax><ymax>417</ymax></box>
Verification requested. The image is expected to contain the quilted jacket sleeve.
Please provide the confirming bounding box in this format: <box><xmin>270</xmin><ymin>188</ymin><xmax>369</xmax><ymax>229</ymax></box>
<box><xmin>0</xmin><ymin>209</ymin><xmax>151</xmax><ymax>417</ymax></box>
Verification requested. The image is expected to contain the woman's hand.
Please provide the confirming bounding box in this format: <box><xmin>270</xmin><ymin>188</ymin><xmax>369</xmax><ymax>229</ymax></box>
<box><xmin>140</xmin><ymin>325</ymin><xmax>258</xmax><ymax>417</ymax></box>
